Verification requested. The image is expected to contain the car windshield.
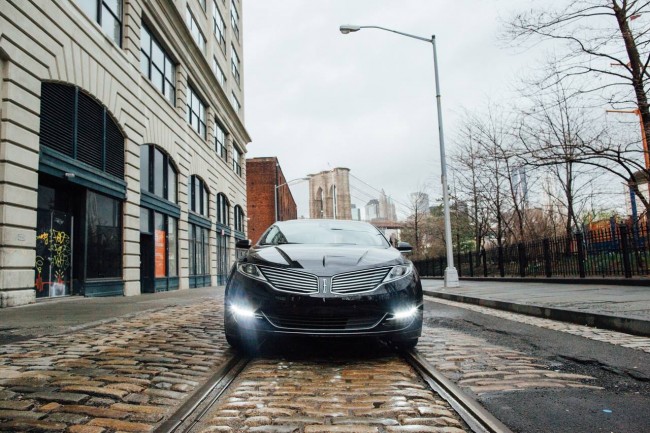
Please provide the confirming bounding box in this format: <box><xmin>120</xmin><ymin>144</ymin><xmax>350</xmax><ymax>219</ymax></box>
<box><xmin>259</xmin><ymin>221</ymin><xmax>390</xmax><ymax>247</ymax></box>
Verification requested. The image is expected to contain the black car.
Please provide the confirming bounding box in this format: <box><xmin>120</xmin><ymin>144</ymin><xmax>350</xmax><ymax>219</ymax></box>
<box><xmin>224</xmin><ymin>219</ymin><xmax>423</xmax><ymax>351</ymax></box>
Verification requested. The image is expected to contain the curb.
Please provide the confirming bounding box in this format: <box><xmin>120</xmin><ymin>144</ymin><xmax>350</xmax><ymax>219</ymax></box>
<box><xmin>420</xmin><ymin>276</ymin><xmax>650</xmax><ymax>286</ymax></box>
<box><xmin>423</xmin><ymin>289</ymin><xmax>650</xmax><ymax>338</ymax></box>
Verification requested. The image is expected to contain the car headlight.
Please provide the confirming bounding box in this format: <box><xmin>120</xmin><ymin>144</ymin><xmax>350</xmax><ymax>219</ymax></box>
<box><xmin>237</xmin><ymin>263</ymin><xmax>267</xmax><ymax>282</ymax></box>
<box><xmin>383</xmin><ymin>264</ymin><xmax>413</xmax><ymax>283</ymax></box>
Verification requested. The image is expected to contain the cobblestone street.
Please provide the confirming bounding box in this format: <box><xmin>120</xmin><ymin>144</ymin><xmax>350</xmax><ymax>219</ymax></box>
<box><xmin>1</xmin><ymin>290</ymin><xmax>649</xmax><ymax>432</ymax></box>
<box><xmin>196</xmin><ymin>358</ymin><xmax>468</xmax><ymax>433</ymax></box>
<box><xmin>0</xmin><ymin>296</ymin><xmax>228</xmax><ymax>432</ymax></box>
<box><xmin>427</xmin><ymin>297</ymin><xmax>650</xmax><ymax>354</ymax></box>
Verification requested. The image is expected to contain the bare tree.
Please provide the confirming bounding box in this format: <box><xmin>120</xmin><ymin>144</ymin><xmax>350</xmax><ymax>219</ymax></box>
<box><xmin>402</xmin><ymin>188</ymin><xmax>431</xmax><ymax>258</ymax></box>
<box><xmin>452</xmin><ymin>124</ymin><xmax>491</xmax><ymax>253</ymax></box>
<box><xmin>516</xmin><ymin>73</ymin><xmax>605</xmax><ymax>237</ymax></box>
<box><xmin>468</xmin><ymin>104</ymin><xmax>526</xmax><ymax>246</ymax></box>
<box><xmin>505</xmin><ymin>0</ymin><xmax>650</xmax><ymax>209</ymax></box>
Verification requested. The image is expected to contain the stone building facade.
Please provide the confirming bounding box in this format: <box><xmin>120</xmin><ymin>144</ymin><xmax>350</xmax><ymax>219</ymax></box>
<box><xmin>246</xmin><ymin>157</ymin><xmax>297</xmax><ymax>243</ymax></box>
<box><xmin>308</xmin><ymin>168</ymin><xmax>352</xmax><ymax>220</ymax></box>
<box><xmin>0</xmin><ymin>0</ymin><xmax>250</xmax><ymax>307</ymax></box>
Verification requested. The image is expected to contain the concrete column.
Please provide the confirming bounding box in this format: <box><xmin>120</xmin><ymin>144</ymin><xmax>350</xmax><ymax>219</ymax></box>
<box><xmin>0</xmin><ymin>61</ymin><xmax>41</xmax><ymax>307</ymax></box>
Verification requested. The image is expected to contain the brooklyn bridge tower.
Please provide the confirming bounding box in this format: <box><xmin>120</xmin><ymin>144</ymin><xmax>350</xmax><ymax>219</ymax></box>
<box><xmin>308</xmin><ymin>168</ymin><xmax>352</xmax><ymax>219</ymax></box>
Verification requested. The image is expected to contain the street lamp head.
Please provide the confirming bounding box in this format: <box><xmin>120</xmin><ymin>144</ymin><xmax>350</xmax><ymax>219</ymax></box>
<box><xmin>340</xmin><ymin>25</ymin><xmax>361</xmax><ymax>34</ymax></box>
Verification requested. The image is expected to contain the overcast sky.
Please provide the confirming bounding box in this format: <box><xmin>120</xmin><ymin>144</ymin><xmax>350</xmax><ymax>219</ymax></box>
<box><xmin>242</xmin><ymin>0</ymin><xmax>556</xmax><ymax>218</ymax></box>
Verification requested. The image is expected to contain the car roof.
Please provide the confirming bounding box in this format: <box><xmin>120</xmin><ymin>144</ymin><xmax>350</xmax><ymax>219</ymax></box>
<box><xmin>275</xmin><ymin>219</ymin><xmax>376</xmax><ymax>227</ymax></box>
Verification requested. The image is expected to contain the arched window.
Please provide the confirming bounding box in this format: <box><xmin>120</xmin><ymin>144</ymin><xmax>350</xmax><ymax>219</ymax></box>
<box><xmin>234</xmin><ymin>205</ymin><xmax>244</xmax><ymax>232</ymax></box>
<box><xmin>217</xmin><ymin>193</ymin><xmax>230</xmax><ymax>226</ymax></box>
<box><xmin>216</xmin><ymin>192</ymin><xmax>231</xmax><ymax>285</ymax></box>
<box><xmin>316</xmin><ymin>187</ymin><xmax>324</xmax><ymax>218</ymax></box>
<box><xmin>189</xmin><ymin>175</ymin><xmax>209</xmax><ymax>217</ymax></box>
<box><xmin>40</xmin><ymin>82</ymin><xmax>124</xmax><ymax>179</ymax></box>
<box><xmin>140</xmin><ymin>145</ymin><xmax>177</xmax><ymax>203</ymax></box>
<box><xmin>139</xmin><ymin>145</ymin><xmax>179</xmax><ymax>292</ymax></box>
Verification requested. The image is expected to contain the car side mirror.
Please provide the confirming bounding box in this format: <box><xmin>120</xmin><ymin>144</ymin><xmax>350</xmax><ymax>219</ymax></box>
<box><xmin>397</xmin><ymin>242</ymin><xmax>412</xmax><ymax>253</ymax></box>
<box><xmin>236</xmin><ymin>239</ymin><xmax>252</xmax><ymax>249</ymax></box>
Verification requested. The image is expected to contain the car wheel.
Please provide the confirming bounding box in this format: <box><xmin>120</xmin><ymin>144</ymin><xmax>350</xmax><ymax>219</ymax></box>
<box><xmin>224</xmin><ymin>315</ymin><xmax>242</xmax><ymax>348</ymax></box>
<box><xmin>225</xmin><ymin>318</ymin><xmax>258</xmax><ymax>354</ymax></box>
<box><xmin>225</xmin><ymin>331</ymin><xmax>241</xmax><ymax>349</ymax></box>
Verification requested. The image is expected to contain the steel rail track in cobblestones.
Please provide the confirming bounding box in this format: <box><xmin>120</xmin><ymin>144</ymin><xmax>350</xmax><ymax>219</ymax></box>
<box><xmin>155</xmin><ymin>349</ymin><xmax>512</xmax><ymax>433</ymax></box>
<box><xmin>403</xmin><ymin>349</ymin><xmax>513</xmax><ymax>433</ymax></box>
<box><xmin>154</xmin><ymin>355</ymin><xmax>249</xmax><ymax>433</ymax></box>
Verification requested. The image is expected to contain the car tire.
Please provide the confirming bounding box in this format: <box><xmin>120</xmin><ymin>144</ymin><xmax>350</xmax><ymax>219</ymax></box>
<box><xmin>225</xmin><ymin>318</ymin><xmax>258</xmax><ymax>354</ymax></box>
<box><xmin>225</xmin><ymin>331</ymin><xmax>241</xmax><ymax>349</ymax></box>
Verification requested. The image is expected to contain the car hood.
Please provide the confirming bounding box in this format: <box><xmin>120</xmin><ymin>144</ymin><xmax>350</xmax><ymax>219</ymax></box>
<box><xmin>246</xmin><ymin>245</ymin><xmax>407</xmax><ymax>276</ymax></box>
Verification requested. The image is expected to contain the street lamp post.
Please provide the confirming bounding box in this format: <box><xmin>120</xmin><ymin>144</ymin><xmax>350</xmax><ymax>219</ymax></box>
<box><xmin>340</xmin><ymin>24</ymin><xmax>459</xmax><ymax>287</ymax></box>
<box><xmin>275</xmin><ymin>177</ymin><xmax>309</xmax><ymax>222</ymax></box>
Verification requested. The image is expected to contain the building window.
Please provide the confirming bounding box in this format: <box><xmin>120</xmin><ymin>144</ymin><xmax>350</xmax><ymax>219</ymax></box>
<box><xmin>140</xmin><ymin>24</ymin><xmax>176</xmax><ymax>104</ymax></box>
<box><xmin>217</xmin><ymin>193</ymin><xmax>230</xmax><ymax>225</ymax></box>
<box><xmin>76</xmin><ymin>0</ymin><xmax>122</xmax><ymax>46</ymax></box>
<box><xmin>140</xmin><ymin>145</ymin><xmax>177</xmax><ymax>203</ymax></box>
<box><xmin>186</xmin><ymin>8</ymin><xmax>206</xmax><ymax>52</ymax></box>
<box><xmin>216</xmin><ymin>230</ymin><xmax>230</xmax><ymax>285</ymax></box>
<box><xmin>189</xmin><ymin>175</ymin><xmax>209</xmax><ymax>217</ymax></box>
<box><xmin>213</xmin><ymin>2</ymin><xmax>226</xmax><ymax>50</ymax></box>
<box><xmin>152</xmin><ymin>211</ymin><xmax>178</xmax><ymax>278</ymax></box>
<box><xmin>230</xmin><ymin>92</ymin><xmax>240</xmax><ymax>113</ymax></box>
<box><xmin>212</xmin><ymin>57</ymin><xmax>226</xmax><ymax>88</ymax></box>
<box><xmin>39</xmin><ymin>83</ymin><xmax>124</xmax><ymax>179</ymax></box>
<box><xmin>231</xmin><ymin>44</ymin><xmax>240</xmax><ymax>85</ymax></box>
<box><xmin>215</xmin><ymin>121</ymin><xmax>227</xmax><ymax>160</ymax></box>
<box><xmin>234</xmin><ymin>205</ymin><xmax>244</xmax><ymax>232</ymax></box>
<box><xmin>86</xmin><ymin>191</ymin><xmax>122</xmax><ymax>279</ymax></box>
<box><xmin>189</xmin><ymin>225</ymin><xmax>210</xmax><ymax>285</ymax></box>
<box><xmin>232</xmin><ymin>147</ymin><xmax>242</xmax><ymax>176</ymax></box>
<box><xmin>186</xmin><ymin>85</ymin><xmax>207</xmax><ymax>138</ymax></box>
<box><xmin>230</xmin><ymin>0</ymin><xmax>240</xmax><ymax>40</ymax></box>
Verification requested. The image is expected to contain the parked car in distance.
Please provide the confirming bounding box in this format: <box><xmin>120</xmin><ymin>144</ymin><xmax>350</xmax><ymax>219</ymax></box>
<box><xmin>224</xmin><ymin>219</ymin><xmax>423</xmax><ymax>351</ymax></box>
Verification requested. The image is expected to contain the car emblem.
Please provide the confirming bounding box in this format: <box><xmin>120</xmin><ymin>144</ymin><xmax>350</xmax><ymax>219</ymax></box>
<box><xmin>321</xmin><ymin>277</ymin><xmax>329</xmax><ymax>293</ymax></box>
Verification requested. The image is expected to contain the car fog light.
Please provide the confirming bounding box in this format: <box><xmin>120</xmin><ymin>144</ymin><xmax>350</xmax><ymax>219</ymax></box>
<box><xmin>230</xmin><ymin>304</ymin><xmax>256</xmax><ymax>318</ymax></box>
<box><xmin>392</xmin><ymin>306</ymin><xmax>418</xmax><ymax>320</ymax></box>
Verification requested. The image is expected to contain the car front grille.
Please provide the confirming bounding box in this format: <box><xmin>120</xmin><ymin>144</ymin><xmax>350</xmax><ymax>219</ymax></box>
<box><xmin>330</xmin><ymin>267</ymin><xmax>392</xmax><ymax>294</ymax></box>
<box><xmin>258</xmin><ymin>266</ymin><xmax>319</xmax><ymax>294</ymax></box>
<box><xmin>262</xmin><ymin>311</ymin><xmax>385</xmax><ymax>331</ymax></box>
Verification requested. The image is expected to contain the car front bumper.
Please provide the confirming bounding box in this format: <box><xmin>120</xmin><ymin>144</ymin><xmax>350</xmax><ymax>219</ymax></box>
<box><xmin>224</xmin><ymin>267</ymin><xmax>423</xmax><ymax>341</ymax></box>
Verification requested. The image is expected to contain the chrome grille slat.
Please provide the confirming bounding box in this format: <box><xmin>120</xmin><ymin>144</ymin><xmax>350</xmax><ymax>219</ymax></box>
<box><xmin>259</xmin><ymin>266</ymin><xmax>319</xmax><ymax>294</ymax></box>
<box><xmin>331</xmin><ymin>267</ymin><xmax>391</xmax><ymax>294</ymax></box>
<box><xmin>262</xmin><ymin>311</ymin><xmax>386</xmax><ymax>331</ymax></box>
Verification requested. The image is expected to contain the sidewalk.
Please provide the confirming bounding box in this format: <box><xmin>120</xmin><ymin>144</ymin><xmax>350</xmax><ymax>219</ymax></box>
<box><xmin>422</xmin><ymin>279</ymin><xmax>650</xmax><ymax>337</ymax></box>
<box><xmin>0</xmin><ymin>286</ymin><xmax>222</xmax><ymax>344</ymax></box>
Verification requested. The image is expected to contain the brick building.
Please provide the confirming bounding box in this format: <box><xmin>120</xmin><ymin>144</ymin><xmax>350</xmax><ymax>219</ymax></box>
<box><xmin>246</xmin><ymin>157</ymin><xmax>297</xmax><ymax>243</ymax></box>
<box><xmin>0</xmin><ymin>0</ymin><xmax>249</xmax><ymax>307</ymax></box>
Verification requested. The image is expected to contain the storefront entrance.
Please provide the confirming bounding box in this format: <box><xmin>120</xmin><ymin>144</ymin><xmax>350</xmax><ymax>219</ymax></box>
<box><xmin>35</xmin><ymin>209</ymin><xmax>73</xmax><ymax>298</ymax></box>
<box><xmin>140</xmin><ymin>233</ymin><xmax>155</xmax><ymax>293</ymax></box>
<box><xmin>35</xmin><ymin>174</ymin><xmax>124</xmax><ymax>297</ymax></box>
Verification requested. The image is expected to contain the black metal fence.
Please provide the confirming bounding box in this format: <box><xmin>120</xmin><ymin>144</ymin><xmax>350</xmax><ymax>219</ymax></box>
<box><xmin>413</xmin><ymin>222</ymin><xmax>650</xmax><ymax>279</ymax></box>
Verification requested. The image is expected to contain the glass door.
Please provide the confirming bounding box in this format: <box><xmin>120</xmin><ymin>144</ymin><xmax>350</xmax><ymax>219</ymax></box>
<box><xmin>35</xmin><ymin>210</ymin><xmax>73</xmax><ymax>298</ymax></box>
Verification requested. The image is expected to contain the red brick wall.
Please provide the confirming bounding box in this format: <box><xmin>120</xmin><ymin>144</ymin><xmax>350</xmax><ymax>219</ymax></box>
<box><xmin>246</xmin><ymin>158</ymin><xmax>297</xmax><ymax>243</ymax></box>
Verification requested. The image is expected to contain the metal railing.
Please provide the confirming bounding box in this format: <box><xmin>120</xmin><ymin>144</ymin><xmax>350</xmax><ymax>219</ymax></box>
<box><xmin>413</xmin><ymin>222</ymin><xmax>650</xmax><ymax>279</ymax></box>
